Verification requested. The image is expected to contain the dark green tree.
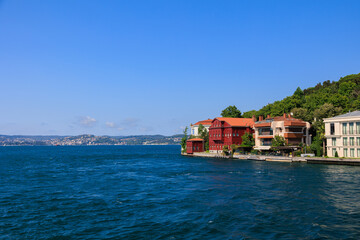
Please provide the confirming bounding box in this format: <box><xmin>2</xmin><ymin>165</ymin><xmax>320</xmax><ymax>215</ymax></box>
<box><xmin>240</xmin><ymin>132</ymin><xmax>255</xmax><ymax>148</ymax></box>
<box><xmin>221</xmin><ymin>105</ymin><xmax>242</xmax><ymax>118</ymax></box>
<box><xmin>180</xmin><ymin>126</ymin><xmax>188</xmax><ymax>153</ymax></box>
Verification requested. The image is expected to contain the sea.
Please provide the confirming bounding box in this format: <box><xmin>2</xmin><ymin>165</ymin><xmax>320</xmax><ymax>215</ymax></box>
<box><xmin>1</xmin><ymin>145</ymin><xmax>360</xmax><ymax>239</ymax></box>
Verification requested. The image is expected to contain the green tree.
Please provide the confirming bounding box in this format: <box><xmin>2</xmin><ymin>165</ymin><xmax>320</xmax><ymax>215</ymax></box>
<box><xmin>221</xmin><ymin>105</ymin><xmax>242</xmax><ymax>118</ymax></box>
<box><xmin>198</xmin><ymin>124</ymin><xmax>209</xmax><ymax>151</ymax></box>
<box><xmin>242</xmin><ymin>110</ymin><xmax>257</xmax><ymax>118</ymax></box>
<box><xmin>272</xmin><ymin>135</ymin><xmax>286</xmax><ymax>147</ymax></box>
<box><xmin>180</xmin><ymin>126</ymin><xmax>188</xmax><ymax>153</ymax></box>
<box><xmin>291</xmin><ymin>108</ymin><xmax>310</xmax><ymax>122</ymax></box>
<box><xmin>223</xmin><ymin>145</ymin><xmax>230</xmax><ymax>155</ymax></box>
<box><xmin>240</xmin><ymin>132</ymin><xmax>255</xmax><ymax>148</ymax></box>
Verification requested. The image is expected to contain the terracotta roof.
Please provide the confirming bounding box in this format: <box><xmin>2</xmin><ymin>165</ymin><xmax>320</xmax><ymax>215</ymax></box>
<box><xmin>187</xmin><ymin>138</ymin><xmax>204</xmax><ymax>141</ymax></box>
<box><xmin>215</xmin><ymin>117</ymin><xmax>255</xmax><ymax>127</ymax></box>
<box><xmin>193</xmin><ymin>119</ymin><xmax>213</xmax><ymax>126</ymax></box>
<box><xmin>255</xmin><ymin>115</ymin><xmax>307</xmax><ymax>127</ymax></box>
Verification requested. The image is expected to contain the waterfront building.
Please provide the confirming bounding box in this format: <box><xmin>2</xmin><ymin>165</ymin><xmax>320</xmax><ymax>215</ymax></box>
<box><xmin>254</xmin><ymin>113</ymin><xmax>311</xmax><ymax>151</ymax></box>
<box><xmin>190</xmin><ymin>119</ymin><xmax>212</xmax><ymax>136</ymax></box>
<box><xmin>324</xmin><ymin>111</ymin><xmax>360</xmax><ymax>158</ymax></box>
<box><xmin>209</xmin><ymin>117</ymin><xmax>255</xmax><ymax>153</ymax></box>
<box><xmin>186</xmin><ymin>138</ymin><xmax>205</xmax><ymax>154</ymax></box>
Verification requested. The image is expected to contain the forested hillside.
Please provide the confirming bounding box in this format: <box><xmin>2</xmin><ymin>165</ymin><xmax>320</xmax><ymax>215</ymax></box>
<box><xmin>242</xmin><ymin>73</ymin><xmax>360</xmax><ymax>156</ymax></box>
<box><xmin>243</xmin><ymin>73</ymin><xmax>360</xmax><ymax>121</ymax></box>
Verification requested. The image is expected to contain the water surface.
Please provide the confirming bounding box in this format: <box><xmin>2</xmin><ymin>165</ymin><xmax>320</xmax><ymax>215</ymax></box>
<box><xmin>1</xmin><ymin>146</ymin><xmax>360</xmax><ymax>239</ymax></box>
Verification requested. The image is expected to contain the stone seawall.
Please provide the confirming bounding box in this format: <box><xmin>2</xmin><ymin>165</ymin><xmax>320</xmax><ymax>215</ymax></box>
<box><xmin>181</xmin><ymin>152</ymin><xmax>360</xmax><ymax>166</ymax></box>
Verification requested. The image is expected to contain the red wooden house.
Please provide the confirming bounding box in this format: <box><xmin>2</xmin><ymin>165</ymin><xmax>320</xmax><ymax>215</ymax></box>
<box><xmin>209</xmin><ymin>117</ymin><xmax>255</xmax><ymax>153</ymax></box>
<box><xmin>186</xmin><ymin>138</ymin><xmax>205</xmax><ymax>154</ymax></box>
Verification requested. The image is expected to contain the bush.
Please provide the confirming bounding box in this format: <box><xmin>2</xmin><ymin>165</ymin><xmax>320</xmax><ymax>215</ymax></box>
<box><xmin>335</xmin><ymin>151</ymin><xmax>339</xmax><ymax>158</ymax></box>
<box><xmin>250</xmin><ymin>149</ymin><xmax>259</xmax><ymax>155</ymax></box>
<box><xmin>294</xmin><ymin>150</ymin><xmax>302</xmax><ymax>157</ymax></box>
<box><xmin>223</xmin><ymin>145</ymin><xmax>230</xmax><ymax>155</ymax></box>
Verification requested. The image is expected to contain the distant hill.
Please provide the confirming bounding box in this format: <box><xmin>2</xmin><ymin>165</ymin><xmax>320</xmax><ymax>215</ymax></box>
<box><xmin>0</xmin><ymin>134</ymin><xmax>184</xmax><ymax>146</ymax></box>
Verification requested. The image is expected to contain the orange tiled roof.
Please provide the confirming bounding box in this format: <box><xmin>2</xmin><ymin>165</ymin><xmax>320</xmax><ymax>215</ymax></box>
<box><xmin>193</xmin><ymin>119</ymin><xmax>213</xmax><ymax>126</ymax></box>
<box><xmin>187</xmin><ymin>138</ymin><xmax>204</xmax><ymax>141</ymax></box>
<box><xmin>255</xmin><ymin>115</ymin><xmax>307</xmax><ymax>127</ymax></box>
<box><xmin>215</xmin><ymin>117</ymin><xmax>255</xmax><ymax>127</ymax></box>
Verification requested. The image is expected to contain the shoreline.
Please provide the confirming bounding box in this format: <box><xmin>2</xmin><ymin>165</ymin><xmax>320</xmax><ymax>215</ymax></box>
<box><xmin>182</xmin><ymin>152</ymin><xmax>360</xmax><ymax>166</ymax></box>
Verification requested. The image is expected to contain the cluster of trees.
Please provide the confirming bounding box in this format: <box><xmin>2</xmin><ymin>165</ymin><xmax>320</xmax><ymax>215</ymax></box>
<box><xmin>220</xmin><ymin>73</ymin><xmax>360</xmax><ymax>156</ymax></box>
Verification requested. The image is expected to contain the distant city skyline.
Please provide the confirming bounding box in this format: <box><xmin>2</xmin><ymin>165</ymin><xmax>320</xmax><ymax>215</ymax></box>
<box><xmin>1</xmin><ymin>0</ymin><xmax>360</xmax><ymax>135</ymax></box>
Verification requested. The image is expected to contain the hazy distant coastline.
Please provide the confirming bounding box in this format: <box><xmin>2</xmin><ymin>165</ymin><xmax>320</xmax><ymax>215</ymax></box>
<box><xmin>0</xmin><ymin>134</ymin><xmax>183</xmax><ymax>146</ymax></box>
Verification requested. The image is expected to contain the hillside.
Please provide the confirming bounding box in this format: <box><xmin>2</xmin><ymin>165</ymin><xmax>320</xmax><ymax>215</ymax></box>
<box><xmin>242</xmin><ymin>73</ymin><xmax>360</xmax><ymax>156</ymax></box>
<box><xmin>243</xmin><ymin>73</ymin><xmax>360</xmax><ymax>122</ymax></box>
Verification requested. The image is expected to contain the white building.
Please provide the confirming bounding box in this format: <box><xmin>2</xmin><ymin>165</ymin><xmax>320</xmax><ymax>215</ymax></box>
<box><xmin>254</xmin><ymin>114</ymin><xmax>311</xmax><ymax>151</ymax></box>
<box><xmin>324</xmin><ymin>111</ymin><xmax>360</xmax><ymax>158</ymax></box>
<box><xmin>190</xmin><ymin>119</ymin><xmax>212</xmax><ymax>136</ymax></box>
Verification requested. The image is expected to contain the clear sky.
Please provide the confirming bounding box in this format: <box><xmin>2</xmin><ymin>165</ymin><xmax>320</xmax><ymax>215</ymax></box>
<box><xmin>0</xmin><ymin>0</ymin><xmax>359</xmax><ymax>136</ymax></box>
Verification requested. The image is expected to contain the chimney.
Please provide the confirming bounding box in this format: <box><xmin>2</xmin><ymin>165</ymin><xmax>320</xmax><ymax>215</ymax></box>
<box><xmin>259</xmin><ymin>116</ymin><xmax>264</xmax><ymax>121</ymax></box>
<box><xmin>283</xmin><ymin>113</ymin><xmax>287</xmax><ymax>118</ymax></box>
<box><xmin>267</xmin><ymin>114</ymin><xmax>271</xmax><ymax>119</ymax></box>
<box><xmin>252</xmin><ymin>115</ymin><xmax>256</xmax><ymax>122</ymax></box>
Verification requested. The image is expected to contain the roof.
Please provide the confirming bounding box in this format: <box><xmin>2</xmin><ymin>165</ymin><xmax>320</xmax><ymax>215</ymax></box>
<box><xmin>193</xmin><ymin>119</ymin><xmax>213</xmax><ymax>126</ymax></box>
<box><xmin>327</xmin><ymin>111</ymin><xmax>360</xmax><ymax>119</ymax></box>
<box><xmin>255</xmin><ymin>115</ymin><xmax>307</xmax><ymax>126</ymax></box>
<box><xmin>214</xmin><ymin>117</ymin><xmax>255</xmax><ymax>127</ymax></box>
<box><xmin>187</xmin><ymin>138</ymin><xmax>204</xmax><ymax>142</ymax></box>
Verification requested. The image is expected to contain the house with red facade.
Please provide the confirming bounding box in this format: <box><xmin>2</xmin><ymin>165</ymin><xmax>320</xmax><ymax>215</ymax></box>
<box><xmin>186</xmin><ymin>138</ymin><xmax>205</xmax><ymax>154</ymax></box>
<box><xmin>209</xmin><ymin>117</ymin><xmax>255</xmax><ymax>153</ymax></box>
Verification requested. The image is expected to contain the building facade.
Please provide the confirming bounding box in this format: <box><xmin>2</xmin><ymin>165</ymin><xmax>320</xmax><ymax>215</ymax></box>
<box><xmin>209</xmin><ymin>117</ymin><xmax>255</xmax><ymax>153</ymax></box>
<box><xmin>324</xmin><ymin>111</ymin><xmax>360</xmax><ymax>158</ymax></box>
<box><xmin>186</xmin><ymin>138</ymin><xmax>204</xmax><ymax>154</ymax></box>
<box><xmin>254</xmin><ymin>113</ymin><xmax>311</xmax><ymax>151</ymax></box>
<box><xmin>190</xmin><ymin>119</ymin><xmax>212</xmax><ymax>136</ymax></box>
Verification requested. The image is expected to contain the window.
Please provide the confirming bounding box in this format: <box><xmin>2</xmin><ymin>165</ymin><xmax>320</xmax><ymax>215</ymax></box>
<box><xmin>332</xmin><ymin>138</ymin><xmax>336</xmax><ymax>146</ymax></box>
<box><xmin>350</xmin><ymin>137</ymin><xmax>355</xmax><ymax>146</ymax></box>
<box><xmin>350</xmin><ymin>123</ymin><xmax>354</xmax><ymax>134</ymax></box>
<box><xmin>357</xmin><ymin>122</ymin><xmax>360</xmax><ymax>134</ymax></box>
<box><xmin>357</xmin><ymin>137</ymin><xmax>360</xmax><ymax>146</ymax></box>
<box><xmin>332</xmin><ymin>148</ymin><xmax>336</xmax><ymax>156</ymax></box>
<box><xmin>330</xmin><ymin>123</ymin><xmax>335</xmax><ymax>135</ymax></box>
<box><xmin>351</xmin><ymin>148</ymin><xmax>355</xmax><ymax>157</ymax></box>
<box><xmin>343</xmin><ymin>123</ymin><xmax>347</xmax><ymax>134</ymax></box>
<box><xmin>233</xmin><ymin>133</ymin><xmax>235</xmax><ymax>137</ymax></box>
<box><xmin>358</xmin><ymin>149</ymin><xmax>360</xmax><ymax>158</ymax></box>
<box><xmin>344</xmin><ymin>148</ymin><xmax>348</xmax><ymax>157</ymax></box>
<box><xmin>237</xmin><ymin>133</ymin><xmax>239</xmax><ymax>137</ymax></box>
<box><xmin>343</xmin><ymin>137</ymin><xmax>348</xmax><ymax>146</ymax></box>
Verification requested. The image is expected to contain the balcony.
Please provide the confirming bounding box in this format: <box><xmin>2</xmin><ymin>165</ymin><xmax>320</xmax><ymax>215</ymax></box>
<box><xmin>258</xmin><ymin>128</ymin><xmax>273</xmax><ymax>136</ymax></box>
<box><xmin>284</xmin><ymin>132</ymin><xmax>304</xmax><ymax>138</ymax></box>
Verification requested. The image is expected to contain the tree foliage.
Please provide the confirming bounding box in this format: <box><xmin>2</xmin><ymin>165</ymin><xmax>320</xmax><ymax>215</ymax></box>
<box><xmin>198</xmin><ymin>124</ymin><xmax>209</xmax><ymax>151</ymax></box>
<box><xmin>242</xmin><ymin>73</ymin><xmax>360</xmax><ymax>121</ymax></box>
<box><xmin>221</xmin><ymin>105</ymin><xmax>242</xmax><ymax>118</ymax></box>
<box><xmin>240</xmin><ymin>73</ymin><xmax>360</xmax><ymax>156</ymax></box>
<box><xmin>240</xmin><ymin>132</ymin><xmax>255</xmax><ymax>148</ymax></box>
<box><xmin>180</xmin><ymin>127</ymin><xmax>188</xmax><ymax>153</ymax></box>
<box><xmin>272</xmin><ymin>135</ymin><xmax>286</xmax><ymax>147</ymax></box>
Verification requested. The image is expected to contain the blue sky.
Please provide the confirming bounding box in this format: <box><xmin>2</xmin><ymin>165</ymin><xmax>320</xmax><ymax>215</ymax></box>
<box><xmin>0</xmin><ymin>0</ymin><xmax>359</xmax><ymax>136</ymax></box>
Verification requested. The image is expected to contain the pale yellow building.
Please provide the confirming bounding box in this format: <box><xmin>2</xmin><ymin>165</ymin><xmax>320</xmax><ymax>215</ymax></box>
<box><xmin>324</xmin><ymin>111</ymin><xmax>360</xmax><ymax>158</ymax></box>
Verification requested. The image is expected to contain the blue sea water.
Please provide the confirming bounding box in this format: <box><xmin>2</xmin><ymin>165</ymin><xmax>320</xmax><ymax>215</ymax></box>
<box><xmin>1</xmin><ymin>146</ymin><xmax>360</xmax><ymax>239</ymax></box>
